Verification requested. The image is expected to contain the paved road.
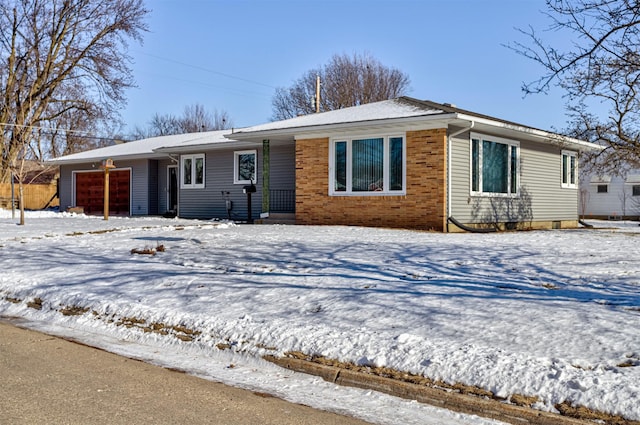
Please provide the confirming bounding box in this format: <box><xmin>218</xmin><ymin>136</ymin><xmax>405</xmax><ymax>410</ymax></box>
<box><xmin>0</xmin><ymin>322</ymin><xmax>371</xmax><ymax>425</ymax></box>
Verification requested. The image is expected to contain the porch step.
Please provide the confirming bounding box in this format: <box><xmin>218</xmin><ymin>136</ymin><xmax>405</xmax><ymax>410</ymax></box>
<box><xmin>257</xmin><ymin>212</ymin><xmax>296</xmax><ymax>225</ymax></box>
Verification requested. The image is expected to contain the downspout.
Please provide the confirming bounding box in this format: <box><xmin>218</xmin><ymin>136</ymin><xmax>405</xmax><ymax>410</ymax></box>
<box><xmin>447</xmin><ymin>121</ymin><xmax>474</xmax><ymax>232</ymax></box>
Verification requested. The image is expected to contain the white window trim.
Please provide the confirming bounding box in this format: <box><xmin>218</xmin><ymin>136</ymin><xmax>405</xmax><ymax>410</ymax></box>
<box><xmin>180</xmin><ymin>154</ymin><xmax>205</xmax><ymax>189</ymax></box>
<box><xmin>234</xmin><ymin>150</ymin><xmax>257</xmax><ymax>185</ymax></box>
<box><xmin>328</xmin><ymin>134</ymin><xmax>406</xmax><ymax>196</ymax></box>
<box><xmin>561</xmin><ymin>150</ymin><xmax>578</xmax><ymax>189</ymax></box>
<box><xmin>469</xmin><ymin>132</ymin><xmax>520</xmax><ymax>197</ymax></box>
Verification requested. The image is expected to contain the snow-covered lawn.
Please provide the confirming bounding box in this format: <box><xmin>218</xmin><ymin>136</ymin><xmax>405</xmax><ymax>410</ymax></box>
<box><xmin>1</xmin><ymin>210</ymin><xmax>639</xmax><ymax>424</ymax></box>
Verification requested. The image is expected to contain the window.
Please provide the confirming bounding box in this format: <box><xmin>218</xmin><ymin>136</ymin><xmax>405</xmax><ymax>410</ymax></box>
<box><xmin>471</xmin><ymin>133</ymin><xmax>519</xmax><ymax>195</ymax></box>
<box><xmin>633</xmin><ymin>185</ymin><xmax>640</xmax><ymax>196</ymax></box>
<box><xmin>330</xmin><ymin>135</ymin><xmax>405</xmax><ymax>195</ymax></box>
<box><xmin>561</xmin><ymin>151</ymin><xmax>577</xmax><ymax>188</ymax></box>
<box><xmin>597</xmin><ymin>184</ymin><xmax>608</xmax><ymax>193</ymax></box>
<box><xmin>234</xmin><ymin>150</ymin><xmax>256</xmax><ymax>184</ymax></box>
<box><xmin>181</xmin><ymin>154</ymin><xmax>205</xmax><ymax>189</ymax></box>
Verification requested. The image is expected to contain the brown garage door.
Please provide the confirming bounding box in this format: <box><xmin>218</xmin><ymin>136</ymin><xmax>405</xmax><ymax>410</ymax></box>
<box><xmin>75</xmin><ymin>170</ymin><xmax>130</xmax><ymax>215</ymax></box>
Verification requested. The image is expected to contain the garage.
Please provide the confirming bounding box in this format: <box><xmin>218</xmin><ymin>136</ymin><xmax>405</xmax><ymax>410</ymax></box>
<box><xmin>74</xmin><ymin>170</ymin><xmax>130</xmax><ymax>215</ymax></box>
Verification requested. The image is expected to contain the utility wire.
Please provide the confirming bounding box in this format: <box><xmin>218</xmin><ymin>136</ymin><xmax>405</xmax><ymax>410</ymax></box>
<box><xmin>0</xmin><ymin>122</ymin><xmax>124</xmax><ymax>142</ymax></box>
<box><xmin>0</xmin><ymin>52</ymin><xmax>278</xmax><ymax>141</ymax></box>
<box><xmin>137</xmin><ymin>51</ymin><xmax>278</xmax><ymax>89</ymax></box>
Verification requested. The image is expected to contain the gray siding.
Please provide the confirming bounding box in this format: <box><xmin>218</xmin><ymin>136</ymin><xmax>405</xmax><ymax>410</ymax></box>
<box><xmin>179</xmin><ymin>149</ymin><xmax>263</xmax><ymax>220</ymax></box>
<box><xmin>59</xmin><ymin>159</ymin><xmax>158</xmax><ymax>216</ymax></box>
<box><xmin>268</xmin><ymin>143</ymin><xmax>296</xmax><ymax>213</ymax></box>
<box><xmin>59</xmin><ymin>164</ymin><xmax>74</xmax><ymax>210</ymax></box>
<box><xmin>148</xmin><ymin>160</ymin><xmax>159</xmax><ymax>215</ymax></box>
<box><xmin>58</xmin><ymin>146</ymin><xmax>294</xmax><ymax>220</ymax></box>
<box><xmin>177</xmin><ymin>144</ymin><xmax>295</xmax><ymax>219</ymax></box>
<box><xmin>270</xmin><ymin>144</ymin><xmax>295</xmax><ymax>190</ymax></box>
<box><xmin>157</xmin><ymin>159</ymin><xmax>175</xmax><ymax>215</ymax></box>
<box><xmin>450</xmin><ymin>131</ymin><xmax>578</xmax><ymax>224</ymax></box>
<box><xmin>127</xmin><ymin>159</ymin><xmax>149</xmax><ymax>215</ymax></box>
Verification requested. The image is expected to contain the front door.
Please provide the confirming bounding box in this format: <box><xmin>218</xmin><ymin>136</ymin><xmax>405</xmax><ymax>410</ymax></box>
<box><xmin>167</xmin><ymin>166</ymin><xmax>177</xmax><ymax>213</ymax></box>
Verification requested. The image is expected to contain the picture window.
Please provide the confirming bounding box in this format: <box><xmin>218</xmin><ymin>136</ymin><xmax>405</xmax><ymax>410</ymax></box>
<box><xmin>330</xmin><ymin>135</ymin><xmax>405</xmax><ymax>195</ymax></box>
<box><xmin>471</xmin><ymin>133</ymin><xmax>519</xmax><ymax>195</ymax></box>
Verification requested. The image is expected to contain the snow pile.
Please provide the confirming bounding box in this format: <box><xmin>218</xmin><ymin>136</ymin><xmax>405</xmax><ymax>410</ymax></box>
<box><xmin>1</xmin><ymin>211</ymin><xmax>639</xmax><ymax>424</ymax></box>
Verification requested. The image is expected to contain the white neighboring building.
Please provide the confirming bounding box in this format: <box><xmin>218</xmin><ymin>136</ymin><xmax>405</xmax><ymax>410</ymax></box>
<box><xmin>580</xmin><ymin>172</ymin><xmax>640</xmax><ymax>220</ymax></box>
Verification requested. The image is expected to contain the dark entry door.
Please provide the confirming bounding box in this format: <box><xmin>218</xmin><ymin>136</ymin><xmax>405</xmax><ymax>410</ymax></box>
<box><xmin>168</xmin><ymin>166</ymin><xmax>177</xmax><ymax>212</ymax></box>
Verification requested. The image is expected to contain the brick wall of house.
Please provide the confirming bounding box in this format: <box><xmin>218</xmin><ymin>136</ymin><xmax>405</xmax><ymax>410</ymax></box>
<box><xmin>295</xmin><ymin>128</ymin><xmax>448</xmax><ymax>231</ymax></box>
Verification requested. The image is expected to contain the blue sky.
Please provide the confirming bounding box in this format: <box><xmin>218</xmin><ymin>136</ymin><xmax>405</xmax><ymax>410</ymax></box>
<box><xmin>121</xmin><ymin>0</ymin><xmax>569</xmax><ymax>134</ymax></box>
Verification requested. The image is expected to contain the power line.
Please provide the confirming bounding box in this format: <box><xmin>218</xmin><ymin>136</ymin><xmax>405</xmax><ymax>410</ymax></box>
<box><xmin>138</xmin><ymin>71</ymin><xmax>272</xmax><ymax>99</ymax></box>
<box><xmin>137</xmin><ymin>51</ymin><xmax>278</xmax><ymax>89</ymax></box>
<box><xmin>0</xmin><ymin>122</ymin><xmax>123</xmax><ymax>142</ymax></box>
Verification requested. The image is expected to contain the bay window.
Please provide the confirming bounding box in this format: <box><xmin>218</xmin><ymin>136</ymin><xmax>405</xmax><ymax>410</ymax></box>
<box><xmin>330</xmin><ymin>135</ymin><xmax>405</xmax><ymax>195</ymax></box>
<box><xmin>471</xmin><ymin>133</ymin><xmax>519</xmax><ymax>195</ymax></box>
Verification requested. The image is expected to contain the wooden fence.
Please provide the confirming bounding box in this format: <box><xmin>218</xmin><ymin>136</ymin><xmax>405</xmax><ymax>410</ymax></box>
<box><xmin>0</xmin><ymin>183</ymin><xmax>59</xmax><ymax>210</ymax></box>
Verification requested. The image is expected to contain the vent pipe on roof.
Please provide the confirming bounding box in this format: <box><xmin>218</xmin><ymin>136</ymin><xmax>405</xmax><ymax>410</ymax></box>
<box><xmin>312</xmin><ymin>75</ymin><xmax>321</xmax><ymax>113</ymax></box>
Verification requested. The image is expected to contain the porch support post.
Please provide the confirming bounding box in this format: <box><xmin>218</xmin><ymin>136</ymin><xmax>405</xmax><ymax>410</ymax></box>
<box><xmin>262</xmin><ymin>139</ymin><xmax>270</xmax><ymax>214</ymax></box>
<box><xmin>103</xmin><ymin>166</ymin><xmax>110</xmax><ymax>220</ymax></box>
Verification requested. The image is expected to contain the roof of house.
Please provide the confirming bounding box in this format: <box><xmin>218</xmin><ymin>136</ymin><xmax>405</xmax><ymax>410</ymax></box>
<box><xmin>49</xmin><ymin>96</ymin><xmax>602</xmax><ymax>165</ymax></box>
<box><xmin>47</xmin><ymin>130</ymin><xmax>232</xmax><ymax>165</ymax></box>
<box><xmin>227</xmin><ymin>97</ymin><xmax>442</xmax><ymax>138</ymax></box>
<box><xmin>227</xmin><ymin>96</ymin><xmax>602</xmax><ymax>151</ymax></box>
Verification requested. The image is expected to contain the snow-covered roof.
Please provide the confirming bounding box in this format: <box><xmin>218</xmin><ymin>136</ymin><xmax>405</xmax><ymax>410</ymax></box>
<box><xmin>49</xmin><ymin>97</ymin><xmax>601</xmax><ymax>166</ymax></box>
<box><xmin>48</xmin><ymin>130</ymin><xmax>233</xmax><ymax>165</ymax></box>
<box><xmin>228</xmin><ymin>98</ymin><xmax>444</xmax><ymax>135</ymax></box>
<box><xmin>227</xmin><ymin>96</ymin><xmax>602</xmax><ymax>151</ymax></box>
<box><xmin>625</xmin><ymin>174</ymin><xmax>640</xmax><ymax>184</ymax></box>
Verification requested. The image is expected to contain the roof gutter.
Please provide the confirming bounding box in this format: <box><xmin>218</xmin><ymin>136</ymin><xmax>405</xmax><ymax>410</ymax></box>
<box><xmin>447</xmin><ymin>120</ymin><xmax>474</xmax><ymax>232</ymax></box>
<box><xmin>44</xmin><ymin>152</ymin><xmax>170</xmax><ymax>166</ymax></box>
<box><xmin>454</xmin><ymin>113</ymin><xmax>602</xmax><ymax>151</ymax></box>
<box><xmin>226</xmin><ymin>113</ymin><xmax>460</xmax><ymax>141</ymax></box>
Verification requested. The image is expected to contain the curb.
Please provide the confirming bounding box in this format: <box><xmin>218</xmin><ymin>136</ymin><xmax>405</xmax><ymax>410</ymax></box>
<box><xmin>2</xmin><ymin>293</ymin><xmax>633</xmax><ymax>425</ymax></box>
<box><xmin>264</xmin><ymin>355</ymin><xmax>592</xmax><ymax>425</ymax></box>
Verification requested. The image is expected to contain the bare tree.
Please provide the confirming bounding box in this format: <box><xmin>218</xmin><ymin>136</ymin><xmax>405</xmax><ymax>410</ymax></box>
<box><xmin>0</xmin><ymin>0</ymin><xmax>149</xmax><ymax>223</ymax></box>
<box><xmin>36</xmin><ymin>103</ymin><xmax>112</xmax><ymax>159</ymax></box>
<box><xmin>133</xmin><ymin>103</ymin><xmax>233</xmax><ymax>138</ymax></box>
<box><xmin>509</xmin><ymin>0</ymin><xmax>640</xmax><ymax>174</ymax></box>
<box><xmin>619</xmin><ymin>184</ymin><xmax>629</xmax><ymax>218</ymax></box>
<box><xmin>149</xmin><ymin>113</ymin><xmax>182</xmax><ymax>136</ymax></box>
<box><xmin>579</xmin><ymin>187</ymin><xmax>590</xmax><ymax>219</ymax></box>
<box><xmin>271</xmin><ymin>52</ymin><xmax>411</xmax><ymax>120</ymax></box>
